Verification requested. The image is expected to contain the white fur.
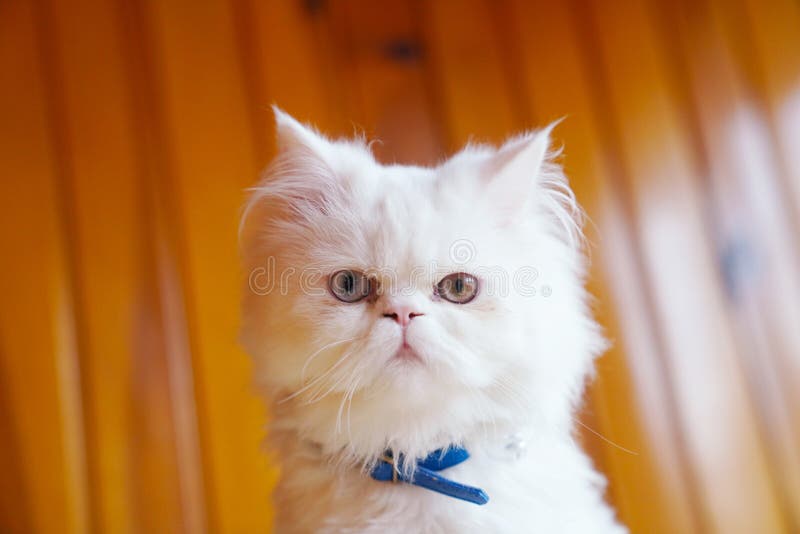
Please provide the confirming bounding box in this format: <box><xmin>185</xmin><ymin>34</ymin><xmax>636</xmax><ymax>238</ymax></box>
<box><xmin>240</xmin><ymin>109</ymin><xmax>625</xmax><ymax>533</ymax></box>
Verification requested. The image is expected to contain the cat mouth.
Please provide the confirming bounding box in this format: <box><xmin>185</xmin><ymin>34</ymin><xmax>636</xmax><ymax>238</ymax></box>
<box><xmin>391</xmin><ymin>343</ymin><xmax>423</xmax><ymax>364</ymax></box>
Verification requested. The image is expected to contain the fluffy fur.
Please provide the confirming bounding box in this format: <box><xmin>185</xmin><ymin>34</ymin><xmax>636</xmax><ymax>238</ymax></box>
<box><xmin>240</xmin><ymin>109</ymin><xmax>625</xmax><ymax>533</ymax></box>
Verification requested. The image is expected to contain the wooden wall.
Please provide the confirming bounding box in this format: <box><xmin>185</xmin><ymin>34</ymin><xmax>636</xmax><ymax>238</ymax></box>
<box><xmin>1</xmin><ymin>0</ymin><xmax>799</xmax><ymax>532</ymax></box>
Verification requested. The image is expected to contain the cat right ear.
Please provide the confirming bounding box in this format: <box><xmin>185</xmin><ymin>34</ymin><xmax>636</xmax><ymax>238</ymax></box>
<box><xmin>241</xmin><ymin>109</ymin><xmax>341</xmax><ymax>247</ymax></box>
<box><xmin>245</xmin><ymin>107</ymin><xmax>340</xmax><ymax>219</ymax></box>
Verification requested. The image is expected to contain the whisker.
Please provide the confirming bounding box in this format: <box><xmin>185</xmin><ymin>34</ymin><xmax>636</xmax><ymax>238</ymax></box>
<box><xmin>303</xmin><ymin>337</ymin><xmax>369</xmax><ymax>406</ymax></box>
<box><xmin>345</xmin><ymin>376</ymin><xmax>360</xmax><ymax>439</ymax></box>
<box><xmin>492</xmin><ymin>375</ymin><xmax>529</xmax><ymax>414</ymax></box>
<box><xmin>304</xmin><ymin>353</ymin><xmax>356</xmax><ymax>405</ymax></box>
<box><xmin>278</xmin><ymin>347</ymin><xmax>356</xmax><ymax>404</ymax></box>
<box><xmin>335</xmin><ymin>378</ymin><xmax>351</xmax><ymax>435</ymax></box>
<box><xmin>573</xmin><ymin>418</ymin><xmax>638</xmax><ymax>456</ymax></box>
<box><xmin>300</xmin><ymin>336</ymin><xmax>359</xmax><ymax>383</ymax></box>
<box><xmin>338</xmin><ymin>363</ymin><xmax>363</xmax><ymax>436</ymax></box>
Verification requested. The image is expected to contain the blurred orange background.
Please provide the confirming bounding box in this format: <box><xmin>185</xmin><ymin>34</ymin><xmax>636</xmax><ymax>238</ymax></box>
<box><xmin>1</xmin><ymin>0</ymin><xmax>799</xmax><ymax>532</ymax></box>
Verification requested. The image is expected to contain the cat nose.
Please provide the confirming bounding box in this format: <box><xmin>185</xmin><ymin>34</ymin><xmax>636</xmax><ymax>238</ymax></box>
<box><xmin>382</xmin><ymin>304</ymin><xmax>423</xmax><ymax>327</ymax></box>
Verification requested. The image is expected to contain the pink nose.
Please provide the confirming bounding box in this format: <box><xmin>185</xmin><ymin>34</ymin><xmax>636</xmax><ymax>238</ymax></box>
<box><xmin>382</xmin><ymin>304</ymin><xmax>423</xmax><ymax>327</ymax></box>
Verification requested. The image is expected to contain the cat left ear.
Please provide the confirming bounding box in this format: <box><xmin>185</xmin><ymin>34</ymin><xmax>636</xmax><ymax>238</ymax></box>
<box><xmin>482</xmin><ymin>123</ymin><xmax>558</xmax><ymax>215</ymax></box>
<box><xmin>273</xmin><ymin>105</ymin><xmax>330</xmax><ymax>155</ymax></box>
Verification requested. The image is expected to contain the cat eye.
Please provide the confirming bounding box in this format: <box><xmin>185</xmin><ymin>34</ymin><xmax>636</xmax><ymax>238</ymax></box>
<box><xmin>436</xmin><ymin>272</ymin><xmax>479</xmax><ymax>304</ymax></box>
<box><xmin>329</xmin><ymin>270</ymin><xmax>372</xmax><ymax>303</ymax></box>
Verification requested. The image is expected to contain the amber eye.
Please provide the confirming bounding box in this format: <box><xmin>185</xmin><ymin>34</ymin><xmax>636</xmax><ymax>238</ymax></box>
<box><xmin>436</xmin><ymin>272</ymin><xmax>479</xmax><ymax>304</ymax></box>
<box><xmin>329</xmin><ymin>270</ymin><xmax>371</xmax><ymax>303</ymax></box>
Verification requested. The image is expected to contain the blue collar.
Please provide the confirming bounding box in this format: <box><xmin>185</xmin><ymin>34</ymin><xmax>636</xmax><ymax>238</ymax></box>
<box><xmin>370</xmin><ymin>446</ymin><xmax>489</xmax><ymax>505</ymax></box>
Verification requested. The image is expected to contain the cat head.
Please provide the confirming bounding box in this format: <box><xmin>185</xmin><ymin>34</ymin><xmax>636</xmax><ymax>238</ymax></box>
<box><xmin>240</xmin><ymin>109</ymin><xmax>604</xmax><ymax>463</ymax></box>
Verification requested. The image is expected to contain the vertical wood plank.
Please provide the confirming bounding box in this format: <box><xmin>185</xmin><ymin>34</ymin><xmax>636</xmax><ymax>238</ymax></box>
<box><xmin>0</xmin><ymin>1</ymin><xmax>89</xmax><ymax>532</ymax></box>
<box><xmin>43</xmin><ymin>0</ymin><xmax>165</xmax><ymax>530</ymax></box>
<box><xmin>139</xmin><ymin>0</ymin><xmax>274</xmax><ymax>530</ymax></box>
<box><xmin>235</xmin><ymin>0</ymin><xmax>336</xmax><ymax>167</ymax></box>
<box><xmin>324</xmin><ymin>0</ymin><xmax>444</xmax><ymax>165</ymax></box>
<box><xmin>576</xmin><ymin>0</ymin><xmax>788</xmax><ymax>530</ymax></box>
<box><xmin>0</xmin><ymin>345</ymin><xmax>33</xmax><ymax>533</ymax></box>
<box><xmin>41</xmin><ymin>0</ymin><xmax>211</xmax><ymax>530</ymax></box>
<box><xmin>719</xmin><ymin>0</ymin><xmax>800</xmax><ymax>231</ymax></box>
<box><xmin>417</xmin><ymin>0</ymin><xmax>517</xmax><ymax>148</ymax></box>
<box><xmin>707</xmin><ymin>0</ymin><xmax>800</xmax><ymax>468</ymax></box>
<box><xmin>657</xmin><ymin>0</ymin><xmax>800</xmax><ymax>526</ymax></box>
<box><xmin>119</xmin><ymin>3</ymin><xmax>213</xmax><ymax>533</ymax></box>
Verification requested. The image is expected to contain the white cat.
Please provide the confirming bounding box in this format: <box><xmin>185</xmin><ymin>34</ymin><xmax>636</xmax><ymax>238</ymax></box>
<box><xmin>240</xmin><ymin>108</ymin><xmax>626</xmax><ymax>533</ymax></box>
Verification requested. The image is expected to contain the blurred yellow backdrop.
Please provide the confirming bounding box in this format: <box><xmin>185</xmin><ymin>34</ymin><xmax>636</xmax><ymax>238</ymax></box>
<box><xmin>1</xmin><ymin>0</ymin><xmax>799</xmax><ymax>532</ymax></box>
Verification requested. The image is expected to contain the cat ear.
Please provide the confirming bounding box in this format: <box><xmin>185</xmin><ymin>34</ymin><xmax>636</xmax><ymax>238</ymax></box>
<box><xmin>482</xmin><ymin>123</ymin><xmax>558</xmax><ymax>215</ymax></box>
<box><xmin>273</xmin><ymin>105</ymin><xmax>330</xmax><ymax>156</ymax></box>
<box><xmin>241</xmin><ymin>107</ymin><xmax>341</xmax><ymax>227</ymax></box>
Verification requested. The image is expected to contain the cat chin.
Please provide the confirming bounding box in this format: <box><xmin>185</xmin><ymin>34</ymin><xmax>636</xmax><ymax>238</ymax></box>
<box><xmin>268</xmin><ymin>359</ymin><xmax>537</xmax><ymax>463</ymax></box>
<box><xmin>279</xmin><ymin>387</ymin><xmax>521</xmax><ymax>466</ymax></box>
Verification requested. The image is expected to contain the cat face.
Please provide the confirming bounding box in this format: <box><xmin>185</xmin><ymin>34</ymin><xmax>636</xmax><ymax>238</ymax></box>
<box><xmin>240</xmin><ymin>109</ymin><xmax>602</xmax><ymax>456</ymax></box>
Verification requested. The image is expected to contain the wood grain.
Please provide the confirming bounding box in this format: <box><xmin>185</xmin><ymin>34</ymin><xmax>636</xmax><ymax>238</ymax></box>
<box><xmin>1</xmin><ymin>0</ymin><xmax>799</xmax><ymax>531</ymax></box>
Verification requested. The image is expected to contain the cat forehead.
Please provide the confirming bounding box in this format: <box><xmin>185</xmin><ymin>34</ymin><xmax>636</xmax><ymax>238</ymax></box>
<box><xmin>325</xmin><ymin>162</ymin><xmax>489</xmax><ymax>271</ymax></box>
<box><xmin>345</xmin><ymin>157</ymin><xmax>481</xmax><ymax>212</ymax></box>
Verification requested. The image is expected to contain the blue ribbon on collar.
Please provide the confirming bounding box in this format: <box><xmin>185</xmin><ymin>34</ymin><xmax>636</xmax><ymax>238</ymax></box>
<box><xmin>370</xmin><ymin>447</ymin><xmax>489</xmax><ymax>505</ymax></box>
